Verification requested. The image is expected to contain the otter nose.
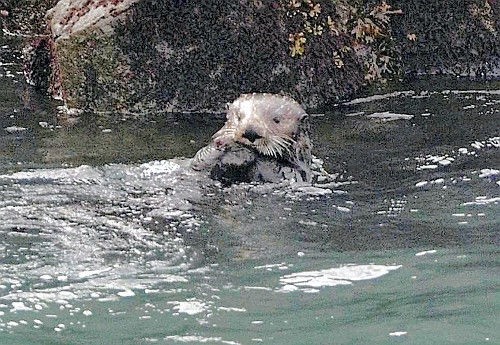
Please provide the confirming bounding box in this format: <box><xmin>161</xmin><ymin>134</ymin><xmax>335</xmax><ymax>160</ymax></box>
<box><xmin>242</xmin><ymin>129</ymin><xmax>262</xmax><ymax>143</ymax></box>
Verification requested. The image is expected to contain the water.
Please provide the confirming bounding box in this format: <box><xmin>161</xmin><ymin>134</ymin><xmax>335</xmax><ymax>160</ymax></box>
<box><xmin>1</xmin><ymin>38</ymin><xmax>499</xmax><ymax>344</ymax></box>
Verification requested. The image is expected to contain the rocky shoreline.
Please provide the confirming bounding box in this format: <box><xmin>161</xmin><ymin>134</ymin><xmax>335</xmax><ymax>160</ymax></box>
<box><xmin>1</xmin><ymin>0</ymin><xmax>498</xmax><ymax>114</ymax></box>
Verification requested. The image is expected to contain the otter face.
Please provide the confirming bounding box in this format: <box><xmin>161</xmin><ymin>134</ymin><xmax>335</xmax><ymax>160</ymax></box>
<box><xmin>213</xmin><ymin>94</ymin><xmax>308</xmax><ymax>159</ymax></box>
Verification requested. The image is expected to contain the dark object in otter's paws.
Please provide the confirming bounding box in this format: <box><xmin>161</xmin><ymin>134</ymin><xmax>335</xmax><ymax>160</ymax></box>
<box><xmin>209</xmin><ymin>145</ymin><xmax>257</xmax><ymax>185</ymax></box>
<box><xmin>208</xmin><ymin>145</ymin><xmax>301</xmax><ymax>186</ymax></box>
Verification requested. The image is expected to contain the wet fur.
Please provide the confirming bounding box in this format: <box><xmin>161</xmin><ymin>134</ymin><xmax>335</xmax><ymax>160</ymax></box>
<box><xmin>212</xmin><ymin>93</ymin><xmax>312</xmax><ymax>181</ymax></box>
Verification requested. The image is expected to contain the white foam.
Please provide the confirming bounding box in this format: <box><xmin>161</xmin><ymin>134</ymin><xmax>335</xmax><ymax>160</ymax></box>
<box><xmin>0</xmin><ymin>165</ymin><xmax>103</xmax><ymax>184</ymax></box>
<box><xmin>294</xmin><ymin>186</ymin><xmax>333</xmax><ymax>195</ymax></box>
<box><xmin>140</xmin><ymin>160</ymin><xmax>181</xmax><ymax>177</ymax></box>
<box><xmin>4</xmin><ymin>126</ymin><xmax>27</xmax><ymax>133</ymax></box>
<box><xmin>10</xmin><ymin>301</ymin><xmax>32</xmax><ymax>312</ymax></box>
<box><xmin>335</xmin><ymin>206</ymin><xmax>351</xmax><ymax>213</ymax></box>
<box><xmin>78</xmin><ymin>267</ymin><xmax>113</xmax><ymax>279</ymax></box>
<box><xmin>471</xmin><ymin>141</ymin><xmax>484</xmax><ymax>149</ymax></box>
<box><xmin>218</xmin><ymin>307</ymin><xmax>247</xmax><ymax>313</ymax></box>
<box><xmin>117</xmin><ymin>290</ymin><xmax>135</xmax><ymax>297</ymax></box>
<box><xmin>164</xmin><ymin>335</ymin><xmax>241</xmax><ymax>345</ymax></box>
<box><xmin>450</xmin><ymin>89</ymin><xmax>500</xmax><ymax>95</ymax></box>
<box><xmin>58</xmin><ymin>291</ymin><xmax>78</xmax><ymax>300</ymax></box>
<box><xmin>366</xmin><ymin>111</ymin><xmax>414</xmax><ymax>121</ymax></box>
<box><xmin>243</xmin><ymin>286</ymin><xmax>273</xmax><ymax>291</ymax></box>
<box><xmin>478</xmin><ymin>169</ymin><xmax>499</xmax><ymax>178</ymax></box>
<box><xmin>438</xmin><ymin>159</ymin><xmax>452</xmax><ymax>166</ymax></box>
<box><xmin>462</xmin><ymin>197</ymin><xmax>499</xmax><ymax>206</ymax></box>
<box><xmin>415</xmin><ymin>250</ymin><xmax>437</xmax><ymax>256</ymax></box>
<box><xmin>168</xmin><ymin>300</ymin><xmax>207</xmax><ymax>315</ymax></box>
<box><xmin>418</xmin><ymin>165</ymin><xmax>438</xmax><ymax>170</ymax></box>
<box><xmin>389</xmin><ymin>331</ymin><xmax>408</xmax><ymax>336</ymax></box>
<box><xmin>280</xmin><ymin>284</ymin><xmax>298</xmax><ymax>292</ymax></box>
<box><xmin>279</xmin><ymin>264</ymin><xmax>401</xmax><ymax>292</ymax></box>
<box><xmin>299</xmin><ymin>220</ymin><xmax>318</xmax><ymax>226</ymax></box>
<box><xmin>343</xmin><ymin>91</ymin><xmax>415</xmax><ymax>105</ymax></box>
<box><xmin>254</xmin><ymin>263</ymin><xmax>288</xmax><ymax>270</ymax></box>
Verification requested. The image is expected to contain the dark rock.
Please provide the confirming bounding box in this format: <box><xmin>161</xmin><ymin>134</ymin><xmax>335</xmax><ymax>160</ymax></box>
<box><xmin>25</xmin><ymin>0</ymin><xmax>365</xmax><ymax>113</ymax></box>
<box><xmin>391</xmin><ymin>0</ymin><xmax>499</xmax><ymax>77</ymax></box>
<box><xmin>15</xmin><ymin>0</ymin><xmax>499</xmax><ymax>113</ymax></box>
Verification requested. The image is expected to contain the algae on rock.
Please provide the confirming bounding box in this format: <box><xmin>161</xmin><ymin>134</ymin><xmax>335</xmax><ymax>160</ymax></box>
<box><xmin>55</xmin><ymin>32</ymin><xmax>139</xmax><ymax>112</ymax></box>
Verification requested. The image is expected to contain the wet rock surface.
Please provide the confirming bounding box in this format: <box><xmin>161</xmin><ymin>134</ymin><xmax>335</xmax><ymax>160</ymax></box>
<box><xmin>16</xmin><ymin>1</ymin><xmax>366</xmax><ymax>113</ymax></box>
<box><xmin>3</xmin><ymin>0</ymin><xmax>498</xmax><ymax>114</ymax></box>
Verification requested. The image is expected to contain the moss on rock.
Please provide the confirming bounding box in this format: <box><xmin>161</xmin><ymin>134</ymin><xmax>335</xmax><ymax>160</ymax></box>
<box><xmin>55</xmin><ymin>32</ymin><xmax>134</xmax><ymax>111</ymax></box>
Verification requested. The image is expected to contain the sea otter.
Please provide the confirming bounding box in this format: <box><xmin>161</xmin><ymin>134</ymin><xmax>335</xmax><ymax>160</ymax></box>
<box><xmin>192</xmin><ymin>93</ymin><xmax>313</xmax><ymax>184</ymax></box>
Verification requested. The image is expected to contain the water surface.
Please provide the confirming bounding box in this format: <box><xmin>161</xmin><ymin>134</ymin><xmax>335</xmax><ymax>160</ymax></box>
<box><xmin>0</xmin><ymin>38</ymin><xmax>499</xmax><ymax>344</ymax></box>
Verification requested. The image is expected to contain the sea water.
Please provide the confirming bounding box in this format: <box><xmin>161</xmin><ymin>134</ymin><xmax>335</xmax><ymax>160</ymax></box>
<box><xmin>0</xmin><ymin>38</ymin><xmax>499</xmax><ymax>345</ymax></box>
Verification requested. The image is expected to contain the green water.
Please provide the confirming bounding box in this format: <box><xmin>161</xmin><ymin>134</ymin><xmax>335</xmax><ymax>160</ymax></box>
<box><xmin>0</xmin><ymin>248</ymin><xmax>497</xmax><ymax>345</ymax></box>
<box><xmin>0</xmin><ymin>36</ymin><xmax>499</xmax><ymax>344</ymax></box>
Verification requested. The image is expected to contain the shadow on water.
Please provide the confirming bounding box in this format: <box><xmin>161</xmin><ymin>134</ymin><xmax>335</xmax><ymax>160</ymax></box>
<box><xmin>0</xmin><ymin>103</ymin><xmax>225</xmax><ymax>169</ymax></box>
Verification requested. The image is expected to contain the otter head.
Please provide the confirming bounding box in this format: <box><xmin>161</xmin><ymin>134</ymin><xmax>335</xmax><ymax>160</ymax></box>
<box><xmin>212</xmin><ymin>93</ymin><xmax>311</xmax><ymax>163</ymax></box>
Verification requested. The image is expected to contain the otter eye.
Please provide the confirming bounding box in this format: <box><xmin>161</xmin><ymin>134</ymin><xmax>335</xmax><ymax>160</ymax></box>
<box><xmin>273</xmin><ymin>117</ymin><xmax>280</xmax><ymax>124</ymax></box>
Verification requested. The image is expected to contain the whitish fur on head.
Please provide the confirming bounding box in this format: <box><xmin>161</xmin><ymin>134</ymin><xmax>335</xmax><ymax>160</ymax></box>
<box><xmin>212</xmin><ymin>93</ymin><xmax>312</xmax><ymax>167</ymax></box>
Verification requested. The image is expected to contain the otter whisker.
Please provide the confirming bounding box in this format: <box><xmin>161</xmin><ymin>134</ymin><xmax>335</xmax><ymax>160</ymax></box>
<box><xmin>261</xmin><ymin>142</ymin><xmax>283</xmax><ymax>158</ymax></box>
<box><xmin>276</xmin><ymin>136</ymin><xmax>294</xmax><ymax>146</ymax></box>
<box><xmin>257</xmin><ymin>140</ymin><xmax>278</xmax><ymax>157</ymax></box>
<box><xmin>265</xmin><ymin>147</ymin><xmax>273</xmax><ymax>157</ymax></box>
<box><xmin>270</xmin><ymin>144</ymin><xmax>281</xmax><ymax>158</ymax></box>
<box><xmin>276</xmin><ymin>138</ymin><xmax>292</xmax><ymax>150</ymax></box>
<box><xmin>269</xmin><ymin>141</ymin><xmax>284</xmax><ymax>157</ymax></box>
<box><xmin>272</xmin><ymin>137</ymin><xmax>293</xmax><ymax>156</ymax></box>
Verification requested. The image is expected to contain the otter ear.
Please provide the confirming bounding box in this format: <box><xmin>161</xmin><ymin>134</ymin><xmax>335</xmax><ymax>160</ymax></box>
<box><xmin>299</xmin><ymin>113</ymin><xmax>308</xmax><ymax>122</ymax></box>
